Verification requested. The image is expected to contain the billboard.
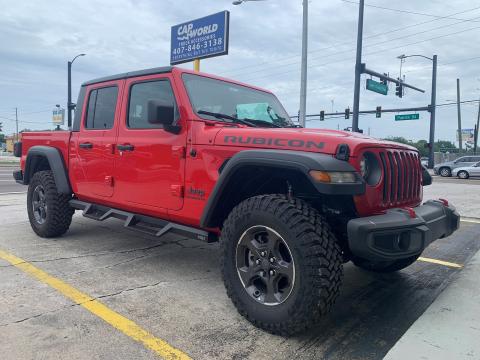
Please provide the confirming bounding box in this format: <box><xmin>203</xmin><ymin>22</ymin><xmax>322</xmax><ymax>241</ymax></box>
<box><xmin>457</xmin><ymin>128</ymin><xmax>474</xmax><ymax>143</ymax></box>
<box><xmin>170</xmin><ymin>11</ymin><xmax>230</xmax><ymax>65</ymax></box>
<box><xmin>52</xmin><ymin>108</ymin><xmax>65</xmax><ymax>125</ymax></box>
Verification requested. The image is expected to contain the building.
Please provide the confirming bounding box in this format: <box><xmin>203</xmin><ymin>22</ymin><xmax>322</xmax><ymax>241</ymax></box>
<box><xmin>5</xmin><ymin>134</ymin><xmax>21</xmax><ymax>153</ymax></box>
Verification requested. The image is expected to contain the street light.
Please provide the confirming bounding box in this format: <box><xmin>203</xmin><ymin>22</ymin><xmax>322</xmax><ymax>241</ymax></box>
<box><xmin>233</xmin><ymin>0</ymin><xmax>309</xmax><ymax>128</ymax></box>
<box><xmin>397</xmin><ymin>54</ymin><xmax>437</xmax><ymax>169</ymax></box>
<box><xmin>67</xmin><ymin>53</ymin><xmax>86</xmax><ymax>129</ymax></box>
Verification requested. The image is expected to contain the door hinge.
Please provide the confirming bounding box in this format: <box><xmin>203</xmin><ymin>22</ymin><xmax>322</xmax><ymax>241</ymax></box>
<box><xmin>172</xmin><ymin>146</ymin><xmax>186</xmax><ymax>159</ymax></box>
<box><xmin>170</xmin><ymin>184</ymin><xmax>184</xmax><ymax>197</ymax></box>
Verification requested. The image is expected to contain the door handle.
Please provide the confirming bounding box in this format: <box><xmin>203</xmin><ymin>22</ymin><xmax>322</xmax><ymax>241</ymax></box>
<box><xmin>79</xmin><ymin>142</ymin><xmax>93</xmax><ymax>149</ymax></box>
<box><xmin>116</xmin><ymin>144</ymin><xmax>134</xmax><ymax>151</ymax></box>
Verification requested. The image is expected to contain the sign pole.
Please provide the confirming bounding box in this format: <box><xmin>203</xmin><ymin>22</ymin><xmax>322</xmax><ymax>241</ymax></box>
<box><xmin>194</xmin><ymin>59</ymin><xmax>200</xmax><ymax>72</ymax></box>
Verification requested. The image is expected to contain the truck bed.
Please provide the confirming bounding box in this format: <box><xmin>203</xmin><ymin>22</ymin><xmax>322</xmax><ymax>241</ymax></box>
<box><xmin>20</xmin><ymin>131</ymin><xmax>71</xmax><ymax>171</ymax></box>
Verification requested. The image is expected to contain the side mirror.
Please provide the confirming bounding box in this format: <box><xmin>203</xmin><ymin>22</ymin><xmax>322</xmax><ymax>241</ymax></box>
<box><xmin>148</xmin><ymin>100</ymin><xmax>174</xmax><ymax>126</ymax></box>
<box><xmin>147</xmin><ymin>100</ymin><xmax>180</xmax><ymax>134</ymax></box>
<box><xmin>421</xmin><ymin>165</ymin><xmax>432</xmax><ymax>186</ymax></box>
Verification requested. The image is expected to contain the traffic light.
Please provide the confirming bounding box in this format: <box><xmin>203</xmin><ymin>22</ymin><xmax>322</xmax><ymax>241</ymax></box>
<box><xmin>345</xmin><ymin>108</ymin><xmax>350</xmax><ymax>119</ymax></box>
<box><xmin>376</xmin><ymin>106</ymin><xmax>381</xmax><ymax>118</ymax></box>
<box><xmin>0</xmin><ymin>122</ymin><xmax>2</xmax><ymax>132</ymax></box>
<box><xmin>395</xmin><ymin>81</ymin><xmax>403</xmax><ymax>98</ymax></box>
<box><xmin>320</xmin><ymin>110</ymin><xmax>325</xmax><ymax>121</ymax></box>
<box><xmin>381</xmin><ymin>73</ymin><xmax>388</xmax><ymax>85</ymax></box>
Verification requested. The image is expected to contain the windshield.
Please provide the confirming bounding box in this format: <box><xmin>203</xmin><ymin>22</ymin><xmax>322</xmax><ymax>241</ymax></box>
<box><xmin>182</xmin><ymin>73</ymin><xmax>296</xmax><ymax>128</ymax></box>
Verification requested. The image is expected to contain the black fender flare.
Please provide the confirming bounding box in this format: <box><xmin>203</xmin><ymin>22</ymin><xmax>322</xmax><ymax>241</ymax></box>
<box><xmin>200</xmin><ymin>149</ymin><xmax>365</xmax><ymax>228</ymax></box>
<box><xmin>24</xmin><ymin>146</ymin><xmax>72</xmax><ymax>194</ymax></box>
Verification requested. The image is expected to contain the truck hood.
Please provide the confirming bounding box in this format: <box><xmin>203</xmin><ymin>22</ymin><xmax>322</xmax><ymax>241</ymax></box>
<box><xmin>214</xmin><ymin>127</ymin><xmax>417</xmax><ymax>156</ymax></box>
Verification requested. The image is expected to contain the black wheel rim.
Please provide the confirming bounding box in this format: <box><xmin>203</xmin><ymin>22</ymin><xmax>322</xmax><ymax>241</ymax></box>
<box><xmin>32</xmin><ymin>185</ymin><xmax>47</xmax><ymax>224</ymax></box>
<box><xmin>235</xmin><ymin>225</ymin><xmax>295</xmax><ymax>306</ymax></box>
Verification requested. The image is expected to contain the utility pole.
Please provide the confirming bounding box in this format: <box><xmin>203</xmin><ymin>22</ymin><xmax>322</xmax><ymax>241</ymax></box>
<box><xmin>456</xmin><ymin>78</ymin><xmax>463</xmax><ymax>151</ymax></box>
<box><xmin>15</xmin><ymin>107</ymin><xmax>18</xmax><ymax>142</ymax></box>
<box><xmin>352</xmin><ymin>0</ymin><xmax>365</xmax><ymax>133</ymax></box>
<box><xmin>428</xmin><ymin>55</ymin><xmax>437</xmax><ymax>169</ymax></box>
<box><xmin>475</xmin><ymin>96</ymin><xmax>480</xmax><ymax>155</ymax></box>
<box><xmin>299</xmin><ymin>0</ymin><xmax>308</xmax><ymax>128</ymax></box>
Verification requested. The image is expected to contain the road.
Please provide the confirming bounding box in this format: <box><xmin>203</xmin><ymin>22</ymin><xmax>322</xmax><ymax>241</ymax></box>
<box><xmin>0</xmin><ymin>182</ymin><xmax>479</xmax><ymax>359</ymax></box>
<box><xmin>0</xmin><ymin>164</ymin><xmax>25</xmax><ymax>194</ymax></box>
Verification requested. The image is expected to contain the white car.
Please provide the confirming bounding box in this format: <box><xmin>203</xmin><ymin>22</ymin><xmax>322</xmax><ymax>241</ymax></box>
<box><xmin>452</xmin><ymin>161</ymin><xmax>480</xmax><ymax>179</ymax></box>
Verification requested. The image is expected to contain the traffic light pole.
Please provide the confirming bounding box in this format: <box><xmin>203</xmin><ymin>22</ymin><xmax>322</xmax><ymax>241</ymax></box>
<box><xmin>352</xmin><ymin>0</ymin><xmax>364</xmax><ymax>133</ymax></box>
<box><xmin>475</xmin><ymin>96</ymin><xmax>480</xmax><ymax>155</ymax></box>
<box><xmin>428</xmin><ymin>55</ymin><xmax>437</xmax><ymax>169</ymax></box>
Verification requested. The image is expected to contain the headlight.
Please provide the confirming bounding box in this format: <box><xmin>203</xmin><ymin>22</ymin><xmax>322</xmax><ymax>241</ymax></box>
<box><xmin>309</xmin><ymin>170</ymin><xmax>357</xmax><ymax>183</ymax></box>
<box><xmin>360</xmin><ymin>156</ymin><xmax>369</xmax><ymax>178</ymax></box>
<box><xmin>360</xmin><ymin>152</ymin><xmax>381</xmax><ymax>185</ymax></box>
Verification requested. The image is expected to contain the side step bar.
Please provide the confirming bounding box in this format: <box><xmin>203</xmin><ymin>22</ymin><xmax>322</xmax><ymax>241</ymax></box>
<box><xmin>70</xmin><ymin>199</ymin><xmax>217</xmax><ymax>243</ymax></box>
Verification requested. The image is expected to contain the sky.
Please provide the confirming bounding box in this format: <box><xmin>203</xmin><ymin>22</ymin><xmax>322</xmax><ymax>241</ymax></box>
<box><xmin>1</xmin><ymin>0</ymin><xmax>479</xmax><ymax>144</ymax></box>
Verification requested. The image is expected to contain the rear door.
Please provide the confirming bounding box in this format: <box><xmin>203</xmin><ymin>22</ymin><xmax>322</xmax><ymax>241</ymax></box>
<box><xmin>113</xmin><ymin>74</ymin><xmax>186</xmax><ymax>212</ymax></box>
<box><xmin>75</xmin><ymin>81</ymin><xmax>123</xmax><ymax>198</ymax></box>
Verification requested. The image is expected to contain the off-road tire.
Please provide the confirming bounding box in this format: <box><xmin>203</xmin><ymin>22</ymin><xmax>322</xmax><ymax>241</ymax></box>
<box><xmin>439</xmin><ymin>167</ymin><xmax>451</xmax><ymax>177</ymax></box>
<box><xmin>352</xmin><ymin>254</ymin><xmax>420</xmax><ymax>273</ymax></box>
<box><xmin>221</xmin><ymin>194</ymin><xmax>343</xmax><ymax>336</ymax></box>
<box><xmin>457</xmin><ymin>170</ymin><xmax>469</xmax><ymax>179</ymax></box>
<box><xmin>27</xmin><ymin>170</ymin><xmax>74</xmax><ymax>238</ymax></box>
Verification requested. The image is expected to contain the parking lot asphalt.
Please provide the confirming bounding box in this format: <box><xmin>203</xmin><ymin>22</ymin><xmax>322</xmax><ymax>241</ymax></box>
<box><xmin>1</xmin><ymin>191</ymin><xmax>479</xmax><ymax>360</ymax></box>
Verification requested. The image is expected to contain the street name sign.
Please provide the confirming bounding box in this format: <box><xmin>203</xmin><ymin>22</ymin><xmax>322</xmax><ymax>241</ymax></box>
<box><xmin>366</xmin><ymin>79</ymin><xmax>388</xmax><ymax>95</ymax></box>
<box><xmin>395</xmin><ymin>114</ymin><xmax>420</xmax><ymax>121</ymax></box>
<box><xmin>170</xmin><ymin>11</ymin><xmax>230</xmax><ymax>65</ymax></box>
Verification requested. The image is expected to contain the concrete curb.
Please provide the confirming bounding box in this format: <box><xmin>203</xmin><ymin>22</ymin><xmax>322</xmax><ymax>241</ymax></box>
<box><xmin>384</xmin><ymin>249</ymin><xmax>480</xmax><ymax>360</ymax></box>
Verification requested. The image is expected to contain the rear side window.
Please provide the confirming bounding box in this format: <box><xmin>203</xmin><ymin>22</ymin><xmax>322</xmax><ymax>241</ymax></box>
<box><xmin>85</xmin><ymin>86</ymin><xmax>118</xmax><ymax>129</ymax></box>
<box><xmin>128</xmin><ymin>80</ymin><xmax>178</xmax><ymax>129</ymax></box>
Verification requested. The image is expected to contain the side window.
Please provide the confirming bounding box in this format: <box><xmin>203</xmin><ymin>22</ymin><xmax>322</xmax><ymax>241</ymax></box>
<box><xmin>85</xmin><ymin>86</ymin><xmax>118</xmax><ymax>129</ymax></box>
<box><xmin>128</xmin><ymin>80</ymin><xmax>178</xmax><ymax>129</ymax></box>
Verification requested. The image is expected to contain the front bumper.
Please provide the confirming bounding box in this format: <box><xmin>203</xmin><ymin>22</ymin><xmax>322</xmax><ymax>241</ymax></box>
<box><xmin>347</xmin><ymin>200</ymin><xmax>460</xmax><ymax>261</ymax></box>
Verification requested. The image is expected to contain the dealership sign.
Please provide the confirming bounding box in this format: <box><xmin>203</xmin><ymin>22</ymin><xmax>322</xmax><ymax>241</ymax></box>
<box><xmin>457</xmin><ymin>128</ymin><xmax>474</xmax><ymax>143</ymax></box>
<box><xmin>52</xmin><ymin>108</ymin><xmax>65</xmax><ymax>125</ymax></box>
<box><xmin>170</xmin><ymin>11</ymin><xmax>230</xmax><ymax>65</ymax></box>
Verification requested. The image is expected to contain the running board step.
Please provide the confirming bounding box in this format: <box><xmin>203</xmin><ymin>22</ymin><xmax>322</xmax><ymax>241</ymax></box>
<box><xmin>69</xmin><ymin>199</ymin><xmax>217</xmax><ymax>243</ymax></box>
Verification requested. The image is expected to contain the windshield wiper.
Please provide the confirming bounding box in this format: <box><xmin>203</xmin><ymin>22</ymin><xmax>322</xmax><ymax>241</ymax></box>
<box><xmin>197</xmin><ymin>110</ymin><xmax>257</xmax><ymax>127</ymax></box>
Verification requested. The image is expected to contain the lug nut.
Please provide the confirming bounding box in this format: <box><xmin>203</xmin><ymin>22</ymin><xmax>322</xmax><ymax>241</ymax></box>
<box><xmin>256</xmin><ymin>259</ymin><xmax>261</xmax><ymax>265</ymax></box>
<box><xmin>269</xmin><ymin>257</ymin><xmax>276</xmax><ymax>263</ymax></box>
<box><xmin>260</xmin><ymin>251</ymin><xmax>267</xmax><ymax>257</ymax></box>
<box><xmin>269</xmin><ymin>269</ymin><xmax>275</xmax><ymax>276</ymax></box>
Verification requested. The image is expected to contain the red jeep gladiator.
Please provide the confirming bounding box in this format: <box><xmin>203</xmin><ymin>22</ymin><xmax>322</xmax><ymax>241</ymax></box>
<box><xmin>13</xmin><ymin>66</ymin><xmax>459</xmax><ymax>335</ymax></box>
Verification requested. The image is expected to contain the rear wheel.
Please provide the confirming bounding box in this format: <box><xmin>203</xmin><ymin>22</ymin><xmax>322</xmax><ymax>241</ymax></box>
<box><xmin>352</xmin><ymin>254</ymin><xmax>420</xmax><ymax>273</ymax></box>
<box><xmin>439</xmin><ymin>167</ymin><xmax>451</xmax><ymax>177</ymax></box>
<box><xmin>221</xmin><ymin>194</ymin><xmax>343</xmax><ymax>335</ymax></box>
<box><xmin>27</xmin><ymin>170</ymin><xmax>74</xmax><ymax>238</ymax></box>
<box><xmin>457</xmin><ymin>170</ymin><xmax>469</xmax><ymax>179</ymax></box>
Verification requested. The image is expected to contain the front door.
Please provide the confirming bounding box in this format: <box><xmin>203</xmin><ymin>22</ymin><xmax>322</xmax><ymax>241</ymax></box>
<box><xmin>113</xmin><ymin>75</ymin><xmax>186</xmax><ymax>212</ymax></box>
<box><xmin>75</xmin><ymin>81</ymin><xmax>122</xmax><ymax>199</ymax></box>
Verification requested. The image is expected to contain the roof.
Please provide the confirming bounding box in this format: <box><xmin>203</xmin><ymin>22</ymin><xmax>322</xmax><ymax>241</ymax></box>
<box><xmin>82</xmin><ymin>66</ymin><xmax>174</xmax><ymax>86</ymax></box>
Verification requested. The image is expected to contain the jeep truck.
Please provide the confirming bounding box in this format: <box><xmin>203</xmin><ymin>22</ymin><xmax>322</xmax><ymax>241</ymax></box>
<box><xmin>13</xmin><ymin>66</ymin><xmax>459</xmax><ymax>335</ymax></box>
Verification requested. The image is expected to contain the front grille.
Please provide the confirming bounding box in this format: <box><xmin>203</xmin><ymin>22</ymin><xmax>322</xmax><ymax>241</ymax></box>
<box><xmin>379</xmin><ymin>150</ymin><xmax>421</xmax><ymax>206</ymax></box>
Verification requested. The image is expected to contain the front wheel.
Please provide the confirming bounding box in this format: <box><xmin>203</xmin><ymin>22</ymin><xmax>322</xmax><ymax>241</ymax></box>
<box><xmin>352</xmin><ymin>254</ymin><xmax>420</xmax><ymax>273</ymax></box>
<box><xmin>27</xmin><ymin>170</ymin><xmax>74</xmax><ymax>238</ymax></box>
<box><xmin>457</xmin><ymin>170</ymin><xmax>469</xmax><ymax>179</ymax></box>
<box><xmin>221</xmin><ymin>194</ymin><xmax>343</xmax><ymax>335</ymax></box>
<box><xmin>439</xmin><ymin>167</ymin><xmax>451</xmax><ymax>177</ymax></box>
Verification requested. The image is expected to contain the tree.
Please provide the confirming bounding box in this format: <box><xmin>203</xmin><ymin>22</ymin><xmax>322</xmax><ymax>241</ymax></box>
<box><xmin>384</xmin><ymin>137</ymin><xmax>458</xmax><ymax>156</ymax></box>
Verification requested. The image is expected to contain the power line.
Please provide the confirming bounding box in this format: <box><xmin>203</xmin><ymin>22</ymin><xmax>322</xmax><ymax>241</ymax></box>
<box><xmin>238</xmin><ymin>23</ymin><xmax>480</xmax><ymax>84</ymax></box>
<box><xmin>340</xmin><ymin>0</ymin><xmax>480</xmax><ymax>22</ymax></box>
<box><xmin>225</xmin><ymin>5</ymin><xmax>480</xmax><ymax>78</ymax></box>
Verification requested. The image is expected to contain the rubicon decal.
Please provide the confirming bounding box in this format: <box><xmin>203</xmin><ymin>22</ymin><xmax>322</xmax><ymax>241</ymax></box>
<box><xmin>223</xmin><ymin>136</ymin><xmax>325</xmax><ymax>150</ymax></box>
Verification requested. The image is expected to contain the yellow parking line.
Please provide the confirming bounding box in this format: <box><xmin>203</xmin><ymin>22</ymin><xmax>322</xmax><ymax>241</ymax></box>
<box><xmin>0</xmin><ymin>249</ymin><xmax>191</xmax><ymax>360</ymax></box>
<box><xmin>418</xmin><ymin>256</ymin><xmax>463</xmax><ymax>268</ymax></box>
<box><xmin>460</xmin><ymin>218</ymin><xmax>480</xmax><ymax>224</ymax></box>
